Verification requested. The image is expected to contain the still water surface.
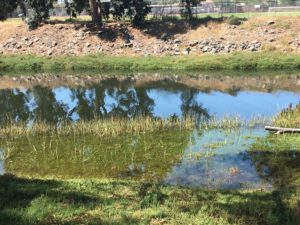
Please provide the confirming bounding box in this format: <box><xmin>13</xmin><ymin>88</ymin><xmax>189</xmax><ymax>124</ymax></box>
<box><xmin>0</xmin><ymin>78</ymin><xmax>299</xmax><ymax>189</ymax></box>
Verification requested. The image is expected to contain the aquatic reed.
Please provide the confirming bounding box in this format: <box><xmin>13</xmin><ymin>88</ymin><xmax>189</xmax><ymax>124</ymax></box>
<box><xmin>0</xmin><ymin>115</ymin><xmax>276</xmax><ymax>138</ymax></box>
<box><xmin>273</xmin><ymin>104</ymin><xmax>300</xmax><ymax>128</ymax></box>
<box><xmin>0</xmin><ymin>117</ymin><xmax>196</xmax><ymax>138</ymax></box>
<box><xmin>198</xmin><ymin>116</ymin><xmax>271</xmax><ymax>129</ymax></box>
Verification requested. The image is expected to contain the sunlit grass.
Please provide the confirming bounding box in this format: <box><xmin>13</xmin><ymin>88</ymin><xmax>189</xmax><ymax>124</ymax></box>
<box><xmin>1</xmin><ymin>174</ymin><xmax>294</xmax><ymax>225</ymax></box>
<box><xmin>0</xmin><ymin>115</ymin><xmax>275</xmax><ymax>137</ymax></box>
<box><xmin>0</xmin><ymin>116</ymin><xmax>195</xmax><ymax>137</ymax></box>
<box><xmin>273</xmin><ymin>104</ymin><xmax>300</xmax><ymax>128</ymax></box>
<box><xmin>1</xmin><ymin>52</ymin><xmax>300</xmax><ymax>72</ymax></box>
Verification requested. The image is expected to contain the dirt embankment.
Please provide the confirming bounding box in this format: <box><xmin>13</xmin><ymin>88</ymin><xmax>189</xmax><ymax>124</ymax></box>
<box><xmin>0</xmin><ymin>17</ymin><xmax>299</xmax><ymax>56</ymax></box>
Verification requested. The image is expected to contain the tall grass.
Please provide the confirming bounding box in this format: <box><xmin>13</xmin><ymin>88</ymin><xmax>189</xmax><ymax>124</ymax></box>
<box><xmin>273</xmin><ymin>104</ymin><xmax>300</xmax><ymax>128</ymax></box>
<box><xmin>0</xmin><ymin>116</ymin><xmax>275</xmax><ymax>138</ymax></box>
<box><xmin>0</xmin><ymin>117</ymin><xmax>195</xmax><ymax>137</ymax></box>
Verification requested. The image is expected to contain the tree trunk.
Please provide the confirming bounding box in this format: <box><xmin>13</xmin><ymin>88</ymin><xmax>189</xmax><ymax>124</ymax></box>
<box><xmin>89</xmin><ymin>0</ymin><xmax>101</xmax><ymax>23</ymax></box>
<box><xmin>186</xmin><ymin>0</ymin><xmax>192</xmax><ymax>20</ymax></box>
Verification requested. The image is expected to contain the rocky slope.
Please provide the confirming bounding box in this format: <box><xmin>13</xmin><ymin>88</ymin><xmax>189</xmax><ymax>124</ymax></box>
<box><xmin>0</xmin><ymin>16</ymin><xmax>299</xmax><ymax>56</ymax></box>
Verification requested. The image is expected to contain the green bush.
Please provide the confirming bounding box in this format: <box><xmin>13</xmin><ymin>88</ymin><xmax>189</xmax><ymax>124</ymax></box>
<box><xmin>227</xmin><ymin>16</ymin><xmax>243</xmax><ymax>25</ymax></box>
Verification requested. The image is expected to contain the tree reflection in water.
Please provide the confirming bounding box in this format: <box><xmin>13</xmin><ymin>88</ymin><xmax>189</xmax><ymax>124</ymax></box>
<box><xmin>0</xmin><ymin>78</ymin><xmax>210</xmax><ymax>125</ymax></box>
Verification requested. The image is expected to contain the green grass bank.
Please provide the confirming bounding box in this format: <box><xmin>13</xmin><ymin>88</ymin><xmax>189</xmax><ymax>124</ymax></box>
<box><xmin>1</xmin><ymin>52</ymin><xmax>300</xmax><ymax>73</ymax></box>
<box><xmin>0</xmin><ymin>174</ymin><xmax>299</xmax><ymax>225</ymax></box>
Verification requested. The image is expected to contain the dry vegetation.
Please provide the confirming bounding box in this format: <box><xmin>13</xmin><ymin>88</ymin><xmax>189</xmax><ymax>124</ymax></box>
<box><xmin>0</xmin><ymin>16</ymin><xmax>299</xmax><ymax>56</ymax></box>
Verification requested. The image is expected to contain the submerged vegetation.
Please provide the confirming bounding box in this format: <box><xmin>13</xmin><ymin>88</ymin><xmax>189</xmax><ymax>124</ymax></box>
<box><xmin>0</xmin><ymin>76</ymin><xmax>299</xmax><ymax>224</ymax></box>
<box><xmin>1</xmin><ymin>127</ymin><xmax>300</xmax><ymax>224</ymax></box>
<box><xmin>1</xmin><ymin>52</ymin><xmax>300</xmax><ymax>73</ymax></box>
<box><xmin>0</xmin><ymin>130</ymin><xmax>190</xmax><ymax>179</ymax></box>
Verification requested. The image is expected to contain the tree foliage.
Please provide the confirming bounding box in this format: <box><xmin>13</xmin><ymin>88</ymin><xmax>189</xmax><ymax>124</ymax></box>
<box><xmin>181</xmin><ymin>0</ymin><xmax>205</xmax><ymax>20</ymax></box>
<box><xmin>65</xmin><ymin>0</ymin><xmax>151</xmax><ymax>26</ymax></box>
<box><xmin>0</xmin><ymin>0</ymin><xmax>151</xmax><ymax>27</ymax></box>
<box><xmin>0</xmin><ymin>0</ymin><xmax>56</xmax><ymax>28</ymax></box>
<box><xmin>0</xmin><ymin>0</ymin><xmax>20</xmax><ymax>21</ymax></box>
<box><xmin>26</xmin><ymin>0</ymin><xmax>56</xmax><ymax>22</ymax></box>
<box><xmin>25</xmin><ymin>0</ymin><xmax>56</xmax><ymax>29</ymax></box>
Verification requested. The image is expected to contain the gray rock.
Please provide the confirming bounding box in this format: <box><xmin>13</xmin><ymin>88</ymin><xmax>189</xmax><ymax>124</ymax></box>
<box><xmin>183</xmin><ymin>47</ymin><xmax>191</xmax><ymax>55</ymax></box>
<box><xmin>269</xmin><ymin>30</ymin><xmax>275</xmax><ymax>34</ymax></box>
<box><xmin>254</xmin><ymin>43</ymin><xmax>261</xmax><ymax>48</ymax></box>
<box><xmin>27</xmin><ymin>41</ymin><xmax>33</xmax><ymax>47</ymax></box>
<box><xmin>124</xmin><ymin>42</ymin><xmax>133</xmax><ymax>48</ymax></box>
<box><xmin>97</xmin><ymin>31</ymin><xmax>103</xmax><ymax>37</ymax></box>
<box><xmin>202</xmin><ymin>46</ymin><xmax>209</xmax><ymax>52</ymax></box>
<box><xmin>189</xmin><ymin>40</ymin><xmax>199</xmax><ymax>47</ymax></box>
<box><xmin>160</xmin><ymin>33</ymin><xmax>168</xmax><ymax>41</ymax></box>
<box><xmin>33</xmin><ymin>37</ymin><xmax>40</xmax><ymax>42</ymax></box>
<box><xmin>51</xmin><ymin>41</ymin><xmax>58</xmax><ymax>48</ymax></box>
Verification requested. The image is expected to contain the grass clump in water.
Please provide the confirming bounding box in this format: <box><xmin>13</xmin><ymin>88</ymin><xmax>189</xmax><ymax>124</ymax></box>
<box><xmin>199</xmin><ymin>116</ymin><xmax>271</xmax><ymax>129</ymax></box>
<box><xmin>0</xmin><ymin>116</ymin><xmax>195</xmax><ymax>137</ymax></box>
<box><xmin>0</xmin><ymin>116</ymin><xmax>275</xmax><ymax>137</ymax></box>
<box><xmin>273</xmin><ymin>104</ymin><xmax>300</xmax><ymax>128</ymax></box>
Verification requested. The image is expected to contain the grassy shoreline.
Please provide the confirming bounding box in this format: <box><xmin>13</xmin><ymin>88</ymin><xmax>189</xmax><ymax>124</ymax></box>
<box><xmin>1</xmin><ymin>52</ymin><xmax>300</xmax><ymax>73</ymax></box>
<box><xmin>0</xmin><ymin>112</ymin><xmax>299</xmax><ymax>224</ymax></box>
<box><xmin>0</xmin><ymin>174</ymin><xmax>298</xmax><ymax>225</ymax></box>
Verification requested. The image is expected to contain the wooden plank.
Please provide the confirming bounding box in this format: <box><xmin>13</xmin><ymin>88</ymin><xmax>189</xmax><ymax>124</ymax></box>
<box><xmin>265</xmin><ymin>126</ymin><xmax>300</xmax><ymax>134</ymax></box>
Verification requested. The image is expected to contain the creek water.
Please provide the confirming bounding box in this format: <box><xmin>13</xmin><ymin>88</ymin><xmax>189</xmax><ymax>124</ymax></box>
<box><xmin>0</xmin><ymin>77</ymin><xmax>299</xmax><ymax>189</ymax></box>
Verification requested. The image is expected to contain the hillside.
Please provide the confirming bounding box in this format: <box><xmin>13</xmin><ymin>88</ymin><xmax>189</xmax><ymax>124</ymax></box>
<box><xmin>0</xmin><ymin>16</ymin><xmax>299</xmax><ymax>56</ymax></box>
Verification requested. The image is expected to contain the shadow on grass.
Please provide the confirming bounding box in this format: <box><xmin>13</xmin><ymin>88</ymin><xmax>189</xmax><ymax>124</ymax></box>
<box><xmin>0</xmin><ymin>174</ymin><xmax>140</xmax><ymax>225</ymax></box>
<box><xmin>0</xmin><ymin>173</ymin><xmax>299</xmax><ymax>225</ymax></box>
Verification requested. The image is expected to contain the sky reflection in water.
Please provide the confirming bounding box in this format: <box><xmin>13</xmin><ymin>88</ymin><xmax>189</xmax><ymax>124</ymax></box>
<box><xmin>0</xmin><ymin>80</ymin><xmax>299</xmax><ymax>189</ymax></box>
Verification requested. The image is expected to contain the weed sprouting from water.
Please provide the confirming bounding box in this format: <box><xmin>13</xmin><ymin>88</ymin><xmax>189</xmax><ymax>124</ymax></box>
<box><xmin>273</xmin><ymin>103</ymin><xmax>300</xmax><ymax>128</ymax></box>
<box><xmin>0</xmin><ymin>116</ymin><xmax>195</xmax><ymax>138</ymax></box>
<box><xmin>0</xmin><ymin>115</ymin><xmax>276</xmax><ymax>138</ymax></box>
<box><xmin>198</xmin><ymin>116</ymin><xmax>271</xmax><ymax>130</ymax></box>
